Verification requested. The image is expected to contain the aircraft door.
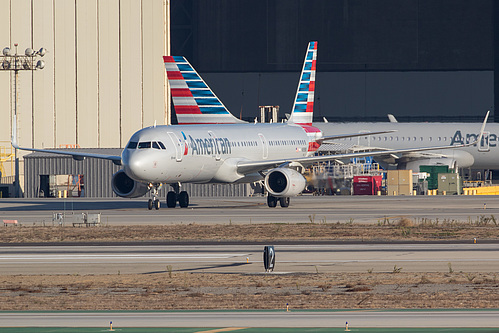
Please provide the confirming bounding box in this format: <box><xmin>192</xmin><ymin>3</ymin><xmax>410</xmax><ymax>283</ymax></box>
<box><xmin>258</xmin><ymin>133</ymin><xmax>269</xmax><ymax>159</ymax></box>
<box><xmin>167</xmin><ymin>132</ymin><xmax>183</xmax><ymax>162</ymax></box>
<box><xmin>479</xmin><ymin>131</ymin><xmax>490</xmax><ymax>152</ymax></box>
<box><xmin>208</xmin><ymin>131</ymin><xmax>221</xmax><ymax>160</ymax></box>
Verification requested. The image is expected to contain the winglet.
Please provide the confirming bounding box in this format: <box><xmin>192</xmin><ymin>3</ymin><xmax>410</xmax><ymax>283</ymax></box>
<box><xmin>387</xmin><ymin>114</ymin><xmax>398</xmax><ymax>123</ymax></box>
<box><xmin>475</xmin><ymin>110</ymin><xmax>490</xmax><ymax>146</ymax></box>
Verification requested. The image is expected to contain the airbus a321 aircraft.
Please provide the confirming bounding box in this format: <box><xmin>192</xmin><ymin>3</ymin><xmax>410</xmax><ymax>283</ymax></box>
<box><xmin>12</xmin><ymin>42</ymin><xmax>488</xmax><ymax>210</ymax></box>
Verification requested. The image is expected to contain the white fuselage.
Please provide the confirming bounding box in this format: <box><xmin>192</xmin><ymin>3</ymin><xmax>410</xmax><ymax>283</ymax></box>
<box><xmin>314</xmin><ymin>122</ymin><xmax>499</xmax><ymax>169</ymax></box>
<box><xmin>122</xmin><ymin>123</ymin><xmax>321</xmax><ymax>185</ymax></box>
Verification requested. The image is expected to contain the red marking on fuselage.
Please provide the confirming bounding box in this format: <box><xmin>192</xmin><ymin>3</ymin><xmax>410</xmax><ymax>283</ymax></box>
<box><xmin>308</xmin><ymin>141</ymin><xmax>320</xmax><ymax>152</ymax></box>
<box><xmin>299</xmin><ymin>125</ymin><xmax>321</xmax><ymax>133</ymax></box>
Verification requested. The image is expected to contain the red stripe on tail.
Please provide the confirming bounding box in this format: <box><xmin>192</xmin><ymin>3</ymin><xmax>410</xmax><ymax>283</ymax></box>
<box><xmin>174</xmin><ymin>106</ymin><xmax>202</xmax><ymax>114</ymax></box>
<box><xmin>166</xmin><ymin>71</ymin><xmax>183</xmax><ymax>80</ymax></box>
<box><xmin>171</xmin><ymin>88</ymin><xmax>193</xmax><ymax>97</ymax></box>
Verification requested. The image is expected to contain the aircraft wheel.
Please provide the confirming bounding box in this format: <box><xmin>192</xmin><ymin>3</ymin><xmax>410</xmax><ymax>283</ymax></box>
<box><xmin>279</xmin><ymin>197</ymin><xmax>290</xmax><ymax>208</ymax></box>
<box><xmin>148</xmin><ymin>199</ymin><xmax>153</xmax><ymax>210</ymax></box>
<box><xmin>178</xmin><ymin>191</ymin><xmax>189</xmax><ymax>208</ymax></box>
<box><xmin>154</xmin><ymin>199</ymin><xmax>160</xmax><ymax>210</ymax></box>
<box><xmin>166</xmin><ymin>191</ymin><xmax>177</xmax><ymax>208</ymax></box>
<box><xmin>267</xmin><ymin>195</ymin><xmax>278</xmax><ymax>208</ymax></box>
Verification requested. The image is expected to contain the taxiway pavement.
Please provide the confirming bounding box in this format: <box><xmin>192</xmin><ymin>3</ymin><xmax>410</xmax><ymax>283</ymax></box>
<box><xmin>0</xmin><ymin>310</ymin><xmax>498</xmax><ymax>328</ymax></box>
<box><xmin>1</xmin><ymin>243</ymin><xmax>498</xmax><ymax>275</ymax></box>
<box><xmin>0</xmin><ymin>195</ymin><xmax>498</xmax><ymax>225</ymax></box>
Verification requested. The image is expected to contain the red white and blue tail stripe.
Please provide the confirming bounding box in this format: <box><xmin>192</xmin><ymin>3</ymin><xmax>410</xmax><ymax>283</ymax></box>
<box><xmin>287</xmin><ymin>41</ymin><xmax>317</xmax><ymax>126</ymax></box>
<box><xmin>164</xmin><ymin>56</ymin><xmax>245</xmax><ymax>124</ymax></box>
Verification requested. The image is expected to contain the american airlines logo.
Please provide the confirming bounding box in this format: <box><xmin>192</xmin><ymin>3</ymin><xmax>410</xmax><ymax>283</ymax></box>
<box><xmin>187</xmin><ymin>135</ymin><xmax>232</xmax><ymax>156</ymax></box>
<box><xmin>450</xmin><ymin>130</ymin><xmax>497</xmax><ymax>147</ymax></box>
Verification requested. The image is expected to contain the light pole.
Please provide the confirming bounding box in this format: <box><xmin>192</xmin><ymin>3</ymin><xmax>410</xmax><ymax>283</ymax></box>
<box><xmin>0</xmin><ymin>44</ymin><xmax>46</xmax><ymax>198</ymax></box>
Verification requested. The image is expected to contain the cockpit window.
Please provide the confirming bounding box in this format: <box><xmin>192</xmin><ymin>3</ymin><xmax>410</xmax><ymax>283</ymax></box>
<box><xmin>127</xmin><ymin>141</ymin><xmax>138</xmax><ymax>149</ymax></box>
<box><xmin>138</xmin><ymin>141</ymin><xmax>151</xmax><ymax>149</ymax></box>
<box><xmin>158</xmin><ymin>141</ymin><xmax>166</xmax><ymax>149</ymax></box>
<box><xmin>152</xmin><ymin>141</ymin><xmax>160</xmax><ymax>149</ymax></box>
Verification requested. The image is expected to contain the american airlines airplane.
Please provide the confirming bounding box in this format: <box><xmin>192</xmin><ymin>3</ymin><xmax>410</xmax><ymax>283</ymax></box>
<box><xmin>12</xmin><ymin>42</ymin><xmax>487</xmax><ymax>209</ymax></box>
<box><xmin>314</xmin><ymin>117</ymin><xmax>496</xmax><ymax>171</ymax></box>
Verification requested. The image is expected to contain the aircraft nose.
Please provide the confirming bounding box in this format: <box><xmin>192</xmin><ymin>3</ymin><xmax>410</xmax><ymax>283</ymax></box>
<box><xmin>124</xmin><ymin>152</ymin><xmax>149</xmax><ymax>181</ymax></box>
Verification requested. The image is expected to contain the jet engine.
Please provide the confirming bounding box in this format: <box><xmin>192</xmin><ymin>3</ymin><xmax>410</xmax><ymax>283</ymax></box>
<box><xmin>111</xmin><ymin>169</ymin><xmax>149</xmax><ymax>198</ymax></box>
<box><xmin>264</xmin><ymin>168</ymin><xmax>307</xmax><ymax>197</ymax></box>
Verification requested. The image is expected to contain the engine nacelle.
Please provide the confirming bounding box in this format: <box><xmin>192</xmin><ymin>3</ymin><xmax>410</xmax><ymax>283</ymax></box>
<box><xmin>265</xmin><ymin>168</ymin><xmax>307</xmax><ymax>197</ymax></box>
<box><xmin>111</xmin><ymin>169</ymin><xmax>149</xmax><ymax>198</ymax></box>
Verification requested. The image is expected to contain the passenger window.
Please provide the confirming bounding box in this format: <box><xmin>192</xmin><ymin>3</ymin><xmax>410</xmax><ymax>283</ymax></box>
<box><xmin>138</xmin><ymin>142</ymin><xmax>151</xmax><ymax>149</ymax></box>
<box><xmin>127</xmin><ymin>141</ymin><xmax>138</xmax><ymax>149</ymax></box>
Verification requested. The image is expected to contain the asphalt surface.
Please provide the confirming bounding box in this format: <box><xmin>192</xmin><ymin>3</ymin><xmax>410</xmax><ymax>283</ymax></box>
<box><xmin>0</xmin><ymin>310</ymin><xmax>498</xmax><ymax>328</ymax></box>
<box><xmin>0</xmin><ymin>243</ymin><xmax>498</xmax><ymax>275</ymax></box>
<box><xmin>0</xmin><ymin>195</ymin><xmax>498</xmax><ymax>225</ymax></box>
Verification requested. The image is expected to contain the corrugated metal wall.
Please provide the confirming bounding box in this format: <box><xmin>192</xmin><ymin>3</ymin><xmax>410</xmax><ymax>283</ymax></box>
<box><xmin>0</xmin><ymin>0</ymin><xmax>170</xmax><ymax>179</ymax></box>
<box><xmin>24</xmin><ymin>152</ymin><xmax>251</xmax><ymax>198</ymax></box>
<box><xmin>24</xmin><ymin>150</ymin><xmax>122</xmax><ymax>198</ymax></box>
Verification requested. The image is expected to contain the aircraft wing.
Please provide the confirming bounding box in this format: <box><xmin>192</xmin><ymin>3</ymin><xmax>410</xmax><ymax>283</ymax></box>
<box><xmin>12</xmin><ymin>144</ymin><xmax>123</xmax><ymax>165</ymax></box>
<box><xmin>319</xmin><ymin>129</ymin><xmax>397</xmax><ymax>143</ymax></box>
<box><xmin>237</xmin><ymin>111</ymin><xmax>489</xmax><ymax>175</ymax></box>
<box><xmin>11</xmin><ymin>114</ymin><xmax>122</xmax><ymax>164</ymax></box>
<box><xmin>236</xmin><ymin>141</ymin><xmax>478</xmax><ymax>175</ymax></box>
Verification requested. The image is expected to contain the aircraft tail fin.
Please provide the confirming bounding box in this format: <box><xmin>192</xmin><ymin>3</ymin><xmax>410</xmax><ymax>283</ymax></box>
<box><xmin>287</xmin><ymin>41</ymin><xmax>318</xmax><ymax>126</ymax></box>
<box><xmin>164</xmin><ymin>56</ymin><xmax>245</xmax><ymax>125</ymax></box>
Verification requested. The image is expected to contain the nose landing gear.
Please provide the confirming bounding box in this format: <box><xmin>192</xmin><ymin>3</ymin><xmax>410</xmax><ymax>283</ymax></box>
<box><xmin>148</xmin><ymin>183</ymin><xmax>161</xmax><ymax>210</ymax></box>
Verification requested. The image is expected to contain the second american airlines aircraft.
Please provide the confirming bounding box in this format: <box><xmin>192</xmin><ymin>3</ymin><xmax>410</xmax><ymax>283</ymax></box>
<box><xmin>13</xmin><ymin>42</ymin><xmax>487</xmax><ymax>209</ymax></box>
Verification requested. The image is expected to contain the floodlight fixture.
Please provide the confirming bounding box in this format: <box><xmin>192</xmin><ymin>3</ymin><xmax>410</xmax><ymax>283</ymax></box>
<box><xmin>36</xmin><ymin>60</ymin><xmax>45</xmax><ymax>69</ymax></box>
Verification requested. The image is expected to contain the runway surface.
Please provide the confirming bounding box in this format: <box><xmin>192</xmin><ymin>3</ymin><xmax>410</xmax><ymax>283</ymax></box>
<box><xmin>0</xmin><ymin>195</ymin><xmax>498</xmax><ymax>225</ymax></box>
<box><xmin>1</xmin><ymin>243</ymin><xmax>498</xmax><ymax>274</ymax></box>
<box><xmin>1</xmin><ymin>310</ymin><xmax>498</xmax><ymax>328</ymax></box>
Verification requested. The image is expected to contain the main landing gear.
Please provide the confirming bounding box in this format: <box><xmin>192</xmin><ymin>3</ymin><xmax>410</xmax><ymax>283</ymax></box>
<box><xmin>267</xmin><ymin>195</ymin><xmax>290</xmax><ymax>208</ymax></box>
<box><xmin>166</xmin><ymin>182</ymin><xmax>189</xmax><ymax>208</ymax></box>
<box><xmin>148</xmin><ymin>183</ymin><xmax>162</xmax><ymax>210</ymax></box>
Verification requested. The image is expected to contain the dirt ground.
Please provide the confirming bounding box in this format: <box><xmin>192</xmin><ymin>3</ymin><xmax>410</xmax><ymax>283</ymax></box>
<box><xmin>1</xmin><ymin>272</ymin><xmax>498</xmax><ymax>310</ymax></box>
<box><xmin>1</xmin><ymin>217</ymin><xmax>499</xmax><ymax>243</ymax></box>
<box><xmin>1</xmin><ymin>221</ymin><xmax>498</xmax><ymax>310</ymax></box>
